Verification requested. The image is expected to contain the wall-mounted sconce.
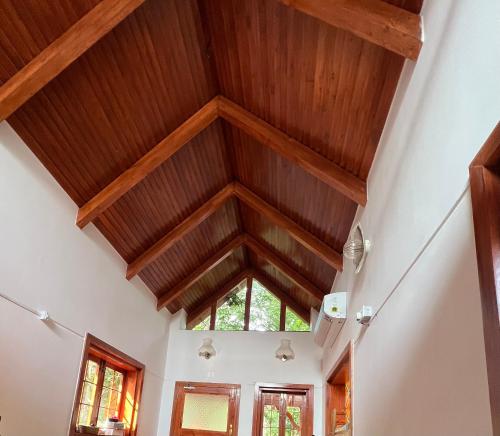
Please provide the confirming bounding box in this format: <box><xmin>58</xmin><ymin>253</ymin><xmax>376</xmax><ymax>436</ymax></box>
<box><xmin>343</xmin><ymin>223</ymin><xmax>371</xmax><ymax>273</ymax></box>
<box><xmin>275</xmin><ymin>339</ymin><xmax>295</xmax><ymax>362</ymax></box>
<box><xmin>198</xmin><ymin>338</ymin><xmax>216</xmax><ymax>360</ymax></box>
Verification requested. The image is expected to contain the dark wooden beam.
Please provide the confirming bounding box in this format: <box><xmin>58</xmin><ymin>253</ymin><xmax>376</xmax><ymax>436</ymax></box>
<box><xmin>77</xmin><ymin>97</ymin><xmax>220</xmax><ymax>228</ymax></box>
<box><xmin>280</xmin><ymin>301</ymin><xmax>287</xmax><ymax>331</ymax></box>
<box><xmin>251</xmin><ymin>269</ymin><xmax>310</xmax><ymax>323</ymax></box>
<box><xmin>0</xmin><ymin>0</ymin><xmax>145</xmax><ymax>121</ymax></box>
<box><xmin>156</xmin><ymin>233</ymin><xmax>246</xmax><ymax>310</ymax></box>
<box><xmin>209</xmin><ymin>304</ymin><xmax>216</xmax><ymax>331</ymax></box>
<box><xmin>186</xmin><ymin>269</ymin><xmax>251</xmax><ymax>328</ymax></box>
<box><xmin>278</xmin><ymin>0</ymin><xmax>422</xmax><ymax>60</ymax></box>
<box><xmin>246</xmin><ymin>235</ymin><xmax>325</xmax><ymax>302</ymax></box>
<box><xmin>218</xmin><ymin>96</ymin><xmax>366</xmax><ymax>206</ymax></box>
<box><xmin>244</xmin><ymin>276</ymin><xmax>253</xmax><ymax>331</ymax></box>
<box><xmin>234</xmin><ymin>182</ymin><xmax>343</xmax><ymax>271</ymax></box>
<box><xmin>128</xmin><ymin>183</ymin><xmax>235</xmax><ymax>280</ymax></box>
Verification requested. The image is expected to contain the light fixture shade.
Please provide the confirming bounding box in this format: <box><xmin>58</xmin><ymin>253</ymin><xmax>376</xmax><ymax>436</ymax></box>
<box><xmin>343</xmin><ymin>223</ymin><xmax>371</xmax><ymax>273</ymax></box>
<box><xmin>275</xmin><ymin>339</ymin><xmax>295</xmax><ymax>362</ymax></box>
<box><xmin>198</xmin><ymin>338</ymin><xmax>216</xmax><ymax>360</ymax></box>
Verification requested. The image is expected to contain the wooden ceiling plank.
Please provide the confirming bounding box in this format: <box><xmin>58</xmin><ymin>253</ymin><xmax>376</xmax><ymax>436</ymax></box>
<box><xmin>0</xmin><ymin>0</ymin><xmax>146</xmax><ymax>121</ymax></box>
<box><xmin>218</xmin><ymin>96</ymin><xmax>367</xmax><ymax>206</ymax></box>
<box><xmin>156</xmin><ymin>234</ymin><xmax>246</xmax><ymax>310</ymax></box>
<box><xmin>278</xmin><ymin>0</ymin><xmax>422</xmax><ymax>60</ymax></box>
<box><xmin>246</xmin><ymin>235</ymin><xmax>325</xmax><ymax>302</ymax></box>
<box><xmin>234</xmin><ymin>182</ymin><xmax>344</xmax><ymax>271</ymax></box>
<box><xmin>127</xmin><ymin>182</ymin><xmax>235</xmax><ymax>280</ymax></box>
<box><xmin>251</xmin><ymin>269</ymin><xmax>310</xmax><ymax>323</ymax></box>
<box><xmin>185</xmin><ymin>269</ymin><xmax>250</xmax><ymax>326</ymax></box>
<box><xmin>76</xmin><ymin>97</ymin><xmax>220</xmax><ymax>228</ymax></box>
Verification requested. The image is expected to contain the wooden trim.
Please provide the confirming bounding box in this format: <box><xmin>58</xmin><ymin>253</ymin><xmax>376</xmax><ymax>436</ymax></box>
<box><xmin>156</xmin><ymin>233</ymin><xmax>245</xmax><ymax>310</ymax></box>
<box><xmin>251</xmin><ymin>269</ymin><xmax>311</xmax><ymax>324</ymax></box>
<box><xmin>76</xmin><ymin>98</ymin><xmax>220</xmax><ymax>228</ymax></box>
<box><xmin>219</xmin><ymin>97</ymin><xmax>366</xmax><ymax>206</ymax></box>
<box><xmin>209</xmin><ymin>303</ymin><xmax>217</xmax><ymax>330</ymax></box>
<box><xmin>170</xmin><ymin>382</ymin><xmax>241</xmax><ymax>436</ymax></box>
<box><xmin>252</xmin><ymin>383</ymin><xmax>314</xmax><ymax>436</ymax></box>
<box><xmin>246</xmin><ymin>234</ymin><xmax>326</xmax><ymax>302</ymax></box>
<box><xmin>244</xmin><ymin>276</ymin><xmax>253</xmax><ymax>331</ymax></box>
<box><xmin>0</xmin><ymin>0</ymin><xmax>145</xmax><ymax>122</ymax></box>
<box><xmin>186</xmin><ymin>269</ymin><xmax>251</xmax><ymax>328</ymax></box>
<box><xmin>235</xmin><ymin>183</ymin><xmax>343</xmax><ymax>271</ymax></box>
<box><xmin>280</xmin><ymin>301</ymin><xmax>286</xmax><ymax>331</ymax></box>
<box><xmin>128</xmin><ymin>183</ymin><xmax>235</xmax><ymax>280</ymax></box>
<box><xmin>278</xmin><ymin>0</ymin><xmax>422</xmax><ymax>60</ymax></box>
<box><xmin>469</xmin><ymin>123</ymin><xmax>500</xmax><ymax>435</ymax></box>
<box><xmin>325</xmin><ymin>341</ymin><xmax>353</xmax><ymax>436</ymax></box>
<box><xmin>68</xmin><ymin>334</ymin><xmax>145</xmax><ymax>436</ymax></box>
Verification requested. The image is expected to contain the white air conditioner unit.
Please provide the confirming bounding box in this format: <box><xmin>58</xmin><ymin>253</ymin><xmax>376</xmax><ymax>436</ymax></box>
<box><xmin>314</xmin><ymin>292</ymin><xmax>347</xmax><ymax>346</ymax></box>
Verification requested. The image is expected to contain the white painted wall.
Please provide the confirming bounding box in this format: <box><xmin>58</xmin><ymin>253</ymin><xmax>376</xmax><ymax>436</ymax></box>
<box><xmin>0</xmin><ymin>123</ymin><xmax>171</xmax><ymax>436</ymax></box>
<box><xmin>322</xmin><ymin>0</ymin><xmax>500</xmax><ymax>435</ymax></box>
<box><xmin>157</xmin><ymin>312</ymin><xmax>324</xmax><ymax>436</ymax></box>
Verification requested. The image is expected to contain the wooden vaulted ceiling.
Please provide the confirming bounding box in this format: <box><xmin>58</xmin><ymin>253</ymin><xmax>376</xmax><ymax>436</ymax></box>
<box><xmin>0</xmin><ymin>0</ymin><xmax>423</xmax><ymax>321</ymax></box>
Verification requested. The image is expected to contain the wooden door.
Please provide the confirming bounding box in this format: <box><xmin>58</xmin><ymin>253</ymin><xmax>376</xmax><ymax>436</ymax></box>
<box><xmin>252</xmin><ymin>384</ymin><xmax>314</xmax><ymax>436</ymax></box>
<box><xmin>170</xmin><ymin>382</ymin><xmax>241</xmax><ymax>436</ymax></box>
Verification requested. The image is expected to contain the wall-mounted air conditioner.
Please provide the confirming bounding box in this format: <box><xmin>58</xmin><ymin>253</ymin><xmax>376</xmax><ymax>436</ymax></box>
<box><xmin>313</xmin><ymin>292</ymin><xmax>347</xmax><ymax>346</ymax></box>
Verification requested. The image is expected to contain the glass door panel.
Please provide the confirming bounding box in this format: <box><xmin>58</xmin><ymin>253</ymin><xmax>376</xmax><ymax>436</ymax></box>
<box><xmin>170</xmin><ymin>382</ymin><xmax>240</xmax><ymax>436</ymax></box>
<box><xmin>181</xmin><ymin>393</ymin><xmax>230</xmax><ymax>431</ymax></box>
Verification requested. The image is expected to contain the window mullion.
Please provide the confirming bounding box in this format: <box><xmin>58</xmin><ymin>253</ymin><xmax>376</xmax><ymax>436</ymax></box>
<box><xmin>91</xmin><ymin>359</ymin><xmax>106</xmax><ymax>425</ymax></box>
<box><xmin>279</xmin><ymin>301</ymin><xmax>286</xmax><ymax>331</ymax></box>
<box><xmin>244</xmin><ymin>276</ymin><xmax>252</xmax><ymax>331</ymax></box>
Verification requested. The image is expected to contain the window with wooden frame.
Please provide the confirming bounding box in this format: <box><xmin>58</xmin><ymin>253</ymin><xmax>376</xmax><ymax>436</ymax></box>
<box><xmin>69</xmin><ymin>334</ymin><xmax>145</xmax><ymax>436</ymax></box>
<box><xmin>469</xmin><ymin>122</ymin><xmax>500</xmax><ymax>435</ymax></box>
<box><xmin>190</xmin><ymin>277</ymin><xmax>310</xmax><ymax>332</ymax></box>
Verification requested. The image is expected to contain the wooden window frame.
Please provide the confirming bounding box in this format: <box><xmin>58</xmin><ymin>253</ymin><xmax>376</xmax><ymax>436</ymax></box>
<box><xmin>252</xmin><ymin>383</ymin><xmax>314</xmax><ymax>436</ymax></box>
<box><xmin>194</xmin><ymin>280</ymin><xmax>310</xmax><ymax>332</ymax></box>
<box><xmin>325</xmin><ymin>342</ymin><xmax>353</xmax><ymax>436</ymax></box>
<box><xmin>68</xmin><ymin>334</ymin><xmax>145</xmax><ymax>436</ymax></box>
<box><xmin>469</xmin><ymin>122</ymin><xmax>500</xmax><ymax>435</ymax></box>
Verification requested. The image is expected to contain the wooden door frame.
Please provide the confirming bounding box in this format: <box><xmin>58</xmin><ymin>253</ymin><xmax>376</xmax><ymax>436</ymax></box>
<box><xmin>325</xmin><ymin>341</ymin><xmax>353</xmax><ymax>436</ymax></box>
<box><xmin>251</xmin><ymin>383</ymin><xmax>314</xmax><ymax>436</ymax></box>
<box><xmin>169</xmin><ymin>381</ymin><xmax>241</xmax><ymax>436</ymax></box>
<box><xmin>469</xmin><ymin>122</ymin><xmax>500</xmax><ymax>435</ymax></box>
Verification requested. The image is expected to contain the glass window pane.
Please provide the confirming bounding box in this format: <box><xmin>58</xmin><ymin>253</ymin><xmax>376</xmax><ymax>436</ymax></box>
<box><xmin>81</xmin><ymin>381</ymin><xmax>97</xmax><ymax>405</ymax></box>
<box><xmin>215</xmin><ymin>287</ymin><xmax>246</xmax><ymax>331</ymax></box>
<box><xmin>77</xmin><ymin>404</ymin><xmax>93</xmax><ymax>426</ymax></box>
<box><xmin>113</xmin><ymin>371</ymin><xmax>124</xmax><ymax>391</ymax></box>
<box><xmin>250</xmin><ymin>281</ymin><xmax>280</xmax><ymax>331</ymax></box>
<box><xmin>285</xmin><ymin>307</ymin><xmax>310</xmax><ymax>332</ymax></box>
<box><xmin>84</xmin><ymin>359</ymin><xmax>99</xmax><ymax>383</ymax></box>
<box><xmin>98</xmin><ymin>407</ymin><xmax>109</xmax><ymax>427</ymax></box>
<box><xmin>181</xmin><ymin>393</ymin><xmax>229</xmax><ymax>431</ymax></box>
<box><xmin>101</xmin><ymin>387</ymin><xmax>111</xmax><ymax>409</ymax></box>
<box><xmin>193</xmin><ymin>315</ymin><xmax>210</xmax><ymax>330</ymax></box>
<box><xmin>103</xmin><ymin>367</ymin><xmax>114</xmax><ymax>388</ymax></box>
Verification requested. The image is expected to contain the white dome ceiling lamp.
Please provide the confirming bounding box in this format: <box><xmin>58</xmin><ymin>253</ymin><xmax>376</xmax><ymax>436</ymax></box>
<box><xmin>275</xmin><ymin>339</ymin><xmax>295</xmax><ymax>362</ymax></box>
<box><xmin>343</xmin><ymin>223</ymin><xmax>371</xmax><ymax>274</ymax></box>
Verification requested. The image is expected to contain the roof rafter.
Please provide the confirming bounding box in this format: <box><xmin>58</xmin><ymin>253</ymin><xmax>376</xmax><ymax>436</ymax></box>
<box><xmin>245</xmin><ymin>235</ymin><xmax>325</xmax><ymax>302</ymax></box>
<box><xmin>77</xmin><ymin>97</ymin><xmax>220</xmax><ymax>228</ymax></box>
<box><xmin>127</xmin><ymin>183</ymin><xmax>235</xmax><ymax>279</ymax></box>
<box><xmin>129</xmin><ymin>182</ymin><xmax>342</xmax><ymax>287</ymax></box>
<box><xmin>234</xmin><ymin>182</ymin><xmax>343</xmax><ymax>271</ymax></box>
<box><xmin>278</xmin><ymin>0</ymin><xmax>422</xmax><ymax>60</ymax></box>
<box><xmin>76</xmin><ymin>96</ymin><xmax>366</xmax><ymax>228</ymax></box>
<box><xmin>156</xmin><ymin>234</ymin><xmax>246</xmax><ymax>310</ymax></box>
<box><xmin>0</xmin><ymin>0</ymin><xmax>146</xmax><ymax>121</ymax></box>
<box><xmin>218</xmin><ymin>96</ymin><xmax>367</xmax><ymax>205</ymax></box>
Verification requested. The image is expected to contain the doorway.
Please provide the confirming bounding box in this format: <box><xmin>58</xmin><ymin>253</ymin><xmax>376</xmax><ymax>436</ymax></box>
<box><xmin>169</xmin><ymin>381</ymin><xmax>241</xmax><ymax>436</ymax></box>
<box><xmin>252</xmin><ymin>383</ymin><xmax>314</xmax><ymax>436</ymax></box>
<box><xmin>325</xmin><ymin>343</ymin><xmax>352</xmax><ymax>436</ymax></box>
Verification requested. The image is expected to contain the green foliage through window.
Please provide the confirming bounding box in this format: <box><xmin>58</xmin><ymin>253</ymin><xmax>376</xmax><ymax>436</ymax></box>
<box><xmin>191</xmin><ymin>279</ymin><xmax>310</xmax><ymax>332</ymax></box>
